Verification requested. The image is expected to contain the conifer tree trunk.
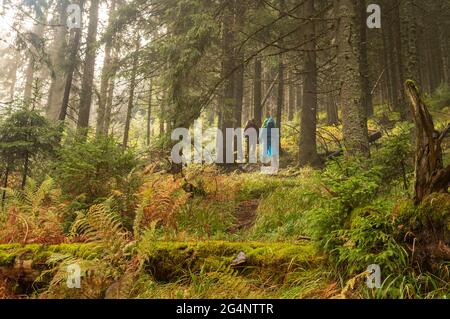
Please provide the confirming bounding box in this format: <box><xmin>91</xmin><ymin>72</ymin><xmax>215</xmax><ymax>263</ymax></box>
<box><xmin>382</xmin><ymin>3</ymin><xmax>396</xmax><ymax>110</ymax></box>
<box><xmin>392</xmin><ymin>2</ymin><xmax>408</xmax><ymax>119</ymax></box>
<box><xmin>400</xmin><ymin>0</ymin><xmax>420</xmax><ymax>87</ymax></box>
<box><xmin>77</xmin><ymin>0</ymin><xmax>100</xmax><ymax>133</ymax></box>
<box><xmin>288</xmin><ymin>71</ymin><xmax>295</xmax><ymax>121</ymax></box>
<box><xmin>8</xmin><ymin>50</ymin><xmax>19</xmax><ymax>101</ymax></box>
<box><xmin>159</xmin><ymin>90</ymin><xmax>167</xmax><ymax>135</ymax></box>
<box><xmin>219</xmin><ymin>1</ymin><xmax>235</xmax><ymax>165</ymax></box>
<box><xmin>299</xmin><ymin>0</ymin><xmax>320</xmax><ymax>166</ymax></box>
<box><xmin>24</xmin><ymin>15</ymin><xmax>45</xmax><ymax>102</ymax></box>
<box><xmin>123</xmin><ymin>37</ymin><xmax>140</xmax><ymax>149</ymax></box>
<box><xmin>296</xmin><ymin>84</ymin><xmax>302</xmax><ymax>115</ymax></box>
<box><xmin>146</xmin><ymin>79</ymin><xmax>153</xmax><ymax>146</ymax></box>
<box><xmin>96</xmin><ymin>0</ymin><xmax>117</xmax><ymax>137</ymax></box>
<box><xmin>59</xmin><ymin>0</ymin><xmax>84</xmax><ymax>123</ymax></box>
<box><xmin>326</xmin><ymin>93</ymin><xmax>338</xmax><ymax>126</ymax></box>
<box><xmin>275</xmin><ymin>0</ymin><xmax>285</xmax><ymax>131</ymax></box>
<box><xmin>253</xmin><ymin>57</ymin><xmax>262</xmax><ymax>127</ymax></box>
<box><xmin>103</xmin><ymin>55</ymin><xmax>118</xmax><ymax>135</ymax></box>
<box><xmin>358</xmin><ymin>0</ymin><xmax>372</xmax><ymax>117</ymax></box>
<box><xmin>233</xmin><ymin>0</ymin><xmax>245</xmax><ymax>129</ymax></box>
<box><xmin>335</xmin><ymin>0</ymin><xmax>369</xmax><ymax>157</ymax></box>
<box><xmin>276</xmin><ymin>60</ymin><xmax>284</xmax><ymax>127</ymax></box>
<box><xmin>47</xmin><ymin>0</ymin><xmax>69</xmax><ymax>121</ymax></box>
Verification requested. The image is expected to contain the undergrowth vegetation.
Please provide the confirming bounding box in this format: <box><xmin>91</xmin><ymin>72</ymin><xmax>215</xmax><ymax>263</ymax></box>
<box><xmin>0</xmin><ymin>115</ymin><xmax>448</xmax><ymax>299</ymax></box>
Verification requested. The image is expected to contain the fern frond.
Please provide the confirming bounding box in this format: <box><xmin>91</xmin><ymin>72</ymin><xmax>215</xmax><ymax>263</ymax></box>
<box><xmin>2</xmin><ymin>177</ymin><xmax>60</xmax><ymax>215</ymax></box>
<box><xmin>70</xmin><ymin>203</ymin><xmax>129</xmax><ymax>244</ymax></box>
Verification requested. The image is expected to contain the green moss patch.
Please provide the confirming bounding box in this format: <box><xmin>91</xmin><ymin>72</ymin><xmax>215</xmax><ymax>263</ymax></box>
<box><xmin>138</xmin><ymin>240</ymin><xmax>319</xmax><ymax>283</ymax></box>
<box><xmin>0</xmin><ymin>243</ymin><xmax>99</xmax><ymax>268</ymax></box>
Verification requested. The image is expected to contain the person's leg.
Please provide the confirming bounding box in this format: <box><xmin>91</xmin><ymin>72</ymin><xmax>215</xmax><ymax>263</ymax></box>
<box><xmin>245</xmin><ymin>137</ymin><xmax>249</xmax><ymax>163</ymax></box>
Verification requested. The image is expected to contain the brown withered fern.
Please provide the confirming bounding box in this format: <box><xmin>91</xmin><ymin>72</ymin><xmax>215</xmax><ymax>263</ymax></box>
<box><xmin>0</xmin><ymin>177</ymin><xmax>65</xmax><ymax>244</ymax></box>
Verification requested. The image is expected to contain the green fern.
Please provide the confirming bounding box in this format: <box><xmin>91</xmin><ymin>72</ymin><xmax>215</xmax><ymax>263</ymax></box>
<box><xmin>2</xmin><ymin>177</ymin><xmax>60</xmax><ymax>215</ymax></box>
<box><xmin>70</xmin><ymin>203</ymin><xmax>129</xmax><ymax>246</ymax></box>
<box><xmin>41</xmin><ymin>202</ymin><xmax>135</xmax><ymax>297</ymax></box>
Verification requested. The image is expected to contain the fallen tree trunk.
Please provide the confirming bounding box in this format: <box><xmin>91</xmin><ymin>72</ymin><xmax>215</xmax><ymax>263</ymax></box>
<box><xmin>405</xmin><ymin>80</ymin><xmax>450</xmax><ymax>204</ymax></box>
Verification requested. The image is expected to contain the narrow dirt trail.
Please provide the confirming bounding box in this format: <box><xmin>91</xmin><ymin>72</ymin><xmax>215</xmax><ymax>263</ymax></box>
<box><xmin>228</xmin><ymin>199</ymin><xmax>260</xmax><ymax>233</ymax></box>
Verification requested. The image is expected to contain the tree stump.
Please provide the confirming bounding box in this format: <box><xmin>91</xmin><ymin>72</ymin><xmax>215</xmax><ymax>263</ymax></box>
<box><xmin>405</xmin><ymin>80</ymin><xmax>450</xmax><ymax>204</ymax></box>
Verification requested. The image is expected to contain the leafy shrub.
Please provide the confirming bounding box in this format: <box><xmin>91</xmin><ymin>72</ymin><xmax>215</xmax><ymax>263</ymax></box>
<box><xmin>371</xmin><ymin>122</ymin><xmax>414</xmax><ymax>188</ymax></box>
<box><xmin>320</xmin><ymin>159</ymin><xmax>382</xmax><ymax>212</ymax></box>
<box><xmin>305</xmin><ymin>158</ymin><xmax>383</xmax><ymax>244</ymax></box>
<box><xmin>0</xmin><ymin>109</ymin><xmax>58</xmax><ymax>165</ymax></box>
<box><xmin>426</xmin><ymin>83</ymin><xmax>450</xmax><ymax>110</ymax></box>
<box><xmin>331</xmin><ymin>201</ymin><xmax>409</xmax><ymax>277</ymax></box>
<box><xmin>302</xmin><ymin>158</ymin><xmax>395</xmax><ymax>281</ymax></box>
<box><xmin>0</xmin><ymin>108</ymin><xmax>59</xmax><ymax>187</ymax></box>
<box><xmin>54</xmin><ymin>136</ymin><xmax>140</xmax><ymax>202</ymax></box>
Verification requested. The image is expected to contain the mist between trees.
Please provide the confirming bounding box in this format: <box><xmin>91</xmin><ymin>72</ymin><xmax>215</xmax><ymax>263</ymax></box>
<box><xmin>0</xmin><ymin>0</ymin><xmax>449</xmax><ymax>300</ymax></box>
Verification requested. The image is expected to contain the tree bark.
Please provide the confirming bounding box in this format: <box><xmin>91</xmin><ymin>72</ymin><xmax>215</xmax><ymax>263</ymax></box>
<box><xmin>326</xmin><ymin>93</ymin><xmax>338</xmax><ymax>126</ymax></box>
<box><xmin>122</xmin><ymin>36</ymin><xmax>140</xmax><ymax>149</ymax></box>
<box><xmin>146</xmin><ymin>79</ymin><xmax>153</xmax><ymax>146</ymax></box>
<box><xmin>233</xmin><ymin>0</ymin><xmax>245</xmax><ymax>129</ymax></box>
<box><xmin>96</xmin><ymin>0</ymin><xmax>117</xmax><ymax>137</ymax></box>
<box><xmin>358</xmin><ymin>0</ymin><xmax>373</xmax><ymax>117</ymax></box>
<box><xmin>275</xmin><ymin>0</ymin><xmax>285</xmax><ymax>131</ymax></box>
<box><xmin>218</xmin><ymin>1</ymin><xmax>236</xmax><ymax>165</ymax></box>
<box><xmin>59</xmin><ymin>1</ymin><xmax>85</xmax><ymax>123</ymax></box>
<box><xmin>335</xmin><ymin>0</ymin><xmax>369</xmax><ymax>157</ymax></box>
<box><xmin>253</xmin><ymin>57</ymin><xmax>262</xmax><ymax>127</ymax></box>
<box><xmin>400</xmin><ymin>0</ymin><xmax>420</xmax><ymax>87</ymax></box>
<box><xmin>46</xmin><ymin>0</ymin><xmax>69</xmax><ymax>121</ymax></box>
<box><xmin>24</xmin><ymin>15</ymin><xmax>45</xmax><ymax>103</ymax></box>
<box><xmin>299</xmin><ymin>0</ymin><xmax>320</xmax><ymax>166</ymax></box>
<box><xmin>405</xmin><ymin>81</ymin><xmax>450</xmax><ymax>204</ymax></box>
<box><xmin>77</xmin><ymin>0</ymin><xmax>100</xmax><ymax>133</ymax></box>
<box><xmin>288</xmin><ymin>71</ymin><xmax>295</xmax><ymax>121</ymax></box>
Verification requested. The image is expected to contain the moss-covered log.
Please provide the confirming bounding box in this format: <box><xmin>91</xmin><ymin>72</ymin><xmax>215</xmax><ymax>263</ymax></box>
<box><xmin>138</xmin><ymin>241</ymin><xmax>319</xmax><ymax>283</ymax></box>
<box><xmin>0</xmin><ymin>241</ymin><xmax>319</xmax><ymax>297</ymax></box>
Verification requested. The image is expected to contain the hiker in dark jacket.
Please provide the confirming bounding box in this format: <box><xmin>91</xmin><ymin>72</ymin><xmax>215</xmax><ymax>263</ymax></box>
<box><xmin>244</xmin><ymin>119</ymin><xmax>259</xmax><ymax>163</ymax></box>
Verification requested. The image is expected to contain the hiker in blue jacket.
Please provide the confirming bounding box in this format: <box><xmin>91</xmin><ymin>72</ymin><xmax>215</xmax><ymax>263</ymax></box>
<box><xmin>260</xmin><ymin>113</ymin><xmax>277</xmax><ymax>164</ymax></box>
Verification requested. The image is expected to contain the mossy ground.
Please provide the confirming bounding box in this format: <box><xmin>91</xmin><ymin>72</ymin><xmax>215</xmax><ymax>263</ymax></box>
<box><xmin>133</xmin><ymin>240</ymin><xmax>332</xmax><ymax>298</ymax></box>
<box><xmin>0</xmin><ymin>240</ymin><xmax>334</xmax><ymax>298</ymax></box>
<box><xmin>0</xmin><ymin>243</ymin><xmax>99</xmax><ymax>268</ymax></box>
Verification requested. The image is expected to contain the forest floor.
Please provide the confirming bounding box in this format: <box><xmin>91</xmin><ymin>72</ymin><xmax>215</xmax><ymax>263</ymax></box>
<box><xmin>0</xmin><ymin>167</ymin><xmax>343</xmax><ymax>298</ymax></box>
<box><xmin>229</xmin><ymin>199</ymin><xmax>259</xmax><ymax>233</ymax></box>
<box><xmin>0</xmin><ymin>159</ymin><xmax>449</xmax><ymax>298</ymax></box>
<box><xmin>0</xmin><ymin>104</ymin><xmax>449</xmax><ymax>299</ymax></box>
